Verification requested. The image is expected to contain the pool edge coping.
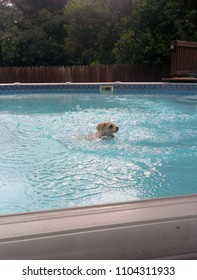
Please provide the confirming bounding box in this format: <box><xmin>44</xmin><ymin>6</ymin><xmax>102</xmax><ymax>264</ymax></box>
<box><xmin>0</xmin><ymin>194</ymin><xmax>197</xmax><ymax>259</ymax></box>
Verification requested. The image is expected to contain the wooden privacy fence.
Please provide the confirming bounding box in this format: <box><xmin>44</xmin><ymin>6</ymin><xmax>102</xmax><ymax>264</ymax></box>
<box><xmin>0</xmin><ymin>64</ymin><xmax>163</xmax><ymax>83</ymax></box>
<box><xmin>171</xmin><ymin>40</ymin><xmax>197</xmax><ymax>77</ymax></box>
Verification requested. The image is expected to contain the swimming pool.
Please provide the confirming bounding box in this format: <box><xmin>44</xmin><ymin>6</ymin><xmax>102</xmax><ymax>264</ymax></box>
<box><xmin>0</xmin><ymin>90</ymin><xmax>197</xmax><ymax>215</ymax></box>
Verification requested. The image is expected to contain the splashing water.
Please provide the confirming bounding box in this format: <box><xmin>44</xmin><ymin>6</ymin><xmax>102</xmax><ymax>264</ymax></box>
<box><xmin>0</xmin><ymin>93</ymin><xmax>197</xmax><ymax>214</ymax></box>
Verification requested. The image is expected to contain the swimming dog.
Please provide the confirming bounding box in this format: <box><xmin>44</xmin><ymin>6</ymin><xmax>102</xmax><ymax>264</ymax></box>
<box><xmin>92</xmin><ymin>121</ymin><xmax>119</xmax><ymax>139</ymax></box>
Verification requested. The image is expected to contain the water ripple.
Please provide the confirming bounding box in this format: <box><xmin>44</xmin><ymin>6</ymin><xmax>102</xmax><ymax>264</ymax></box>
<box><xmin>0</xmin><ymin>94</ymin><xmax>197</xmax><ymax>214</ymax></box>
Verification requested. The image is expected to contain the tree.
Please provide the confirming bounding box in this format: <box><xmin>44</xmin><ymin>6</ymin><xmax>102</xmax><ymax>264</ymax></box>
<box><xmin>64</xmin><ymin>0</ymin><xmax>132</xmax><ymax>64</ymax></box>
<box><xmin>1</xmin><ymin>0</ymin><xmax>196</xmax><ymax>67</ymax></box>
<box><xmin>113</xmin><ymin>0</ymin><xmax>197</xmax><ymax>65</ymax></box>
<box><xmin>0</xmin><ymin>0</ymin><xmax>23</xmax><ymax>65</ymax></box>
<box><xmin>13</xmin><ymin>0</ymin><xmax>67</xmax><ymax>14</ymax></box>
<box><xmin>0</xmin><ymin>0</ymin><xmax>68</xmax><ymax>66</ymax></box>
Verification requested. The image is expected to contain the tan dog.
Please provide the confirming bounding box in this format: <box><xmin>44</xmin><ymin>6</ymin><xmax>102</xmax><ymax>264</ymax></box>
<box><xmin>93</xmin><ymin>121</ymin><xmax>119</xmax><ymax>139</ymax></box>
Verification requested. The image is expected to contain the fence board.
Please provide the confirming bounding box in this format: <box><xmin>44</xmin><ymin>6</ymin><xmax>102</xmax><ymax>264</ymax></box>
<box><xmin>0</xmin><ymin>64</ymin><xmax>164</xmax><ymax>83</ymax></box>
<box><xmin>171</xmin><ymin>40</ymin><xmax>197</xmax><ymax>77</ymax></box>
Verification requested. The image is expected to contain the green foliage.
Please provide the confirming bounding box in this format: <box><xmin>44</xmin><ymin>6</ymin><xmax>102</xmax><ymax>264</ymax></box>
<box><xmin>13</xmin><ymin>0</ymin><xmax>67</xmax><ymax>14</ymax></box>
<box><xmin>64</xmin><ymin>0</ymin><xmax>132</xmax><ymax>64</ymax></box>
<box><xmin>0</xmin><ymin>27</ymin><xmax>20</xmax><ymax>65</ymax></box>
<box><xmin>113</xmin><ymin>0</ymin><xmax>197</xmax><ymax>64</ymax></box>
<box><xmin>0</xmin><ymin>0</ymin><xmax>196</xmax><ymax>66</ymax></box>
<box><xmin>0</xmin><ymin>0</ymin><xmax>68</xmax><ymax>66</ymax></box>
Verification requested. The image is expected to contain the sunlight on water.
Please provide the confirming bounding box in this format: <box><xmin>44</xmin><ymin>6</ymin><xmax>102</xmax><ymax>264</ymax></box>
<box><xmin>0</xmin><ymin>94</ymin><xmax>197</xmax><ymax>214</ymax></box>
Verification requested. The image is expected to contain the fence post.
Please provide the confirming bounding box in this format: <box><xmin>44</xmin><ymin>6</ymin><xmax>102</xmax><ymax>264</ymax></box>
<box><xmin>0</xmin><ymin>64</ymin><xmax>165</xmax><ymax>83</ymax></box>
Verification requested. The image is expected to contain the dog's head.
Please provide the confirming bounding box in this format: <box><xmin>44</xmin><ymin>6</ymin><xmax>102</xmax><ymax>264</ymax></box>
<box><xmin>96</xmin><ymin>121</ymin><xmax>119</xmax><ymax>137</ymax></box>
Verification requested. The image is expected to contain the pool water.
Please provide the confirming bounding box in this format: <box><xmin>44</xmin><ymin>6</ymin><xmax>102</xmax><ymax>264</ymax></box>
<box><xmin>0</xmin><ymin>93</ymin><xmax>197</xmax><ymax>214</ymax></box>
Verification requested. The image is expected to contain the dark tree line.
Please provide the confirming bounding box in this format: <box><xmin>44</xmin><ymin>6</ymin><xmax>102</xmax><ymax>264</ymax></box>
<box><xmin>0</xmin><ymin>0</ymin><xmax>68</xmax><ymax>66</ymax></box>
<box><xmin>0</xmin><ymin>0</ymin><xmax>196</xmax><ymax>66</ymax></box>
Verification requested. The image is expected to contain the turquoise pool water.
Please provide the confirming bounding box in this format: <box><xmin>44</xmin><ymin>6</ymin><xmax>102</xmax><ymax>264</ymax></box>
<box><xmin>0</xmin><ymin>93</ymin><xmax>197</xmax><ymax>214</ymax></box>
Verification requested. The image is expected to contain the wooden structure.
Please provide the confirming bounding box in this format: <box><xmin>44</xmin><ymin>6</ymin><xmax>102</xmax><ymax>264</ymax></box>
<box><xmin>0</xmin><ymin>64</ymin><xmax>163</xmax><ymax>83</ymax></box>
<box><xmin>170</xmin><ymin>40</ymin><xmax>197</xmax><ymax>79</ymax></box>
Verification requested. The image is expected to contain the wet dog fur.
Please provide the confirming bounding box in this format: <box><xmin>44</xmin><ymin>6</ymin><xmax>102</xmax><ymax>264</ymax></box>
<box><xmin>92</xmin><ymin>121</ymin><xmax>119</xmax><ymax>139</ymax></box>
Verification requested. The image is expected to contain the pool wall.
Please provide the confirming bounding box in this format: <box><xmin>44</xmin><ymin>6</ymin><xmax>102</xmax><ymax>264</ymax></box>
<box><xmin>0</xmin><ymin>195</ymin><xmax>197</xmax><ymax>260</ymax></box>
<box><xmin>0</xmin><ymin>82</ymin><xmax>197</xmax><ymax>95</ymax></box>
